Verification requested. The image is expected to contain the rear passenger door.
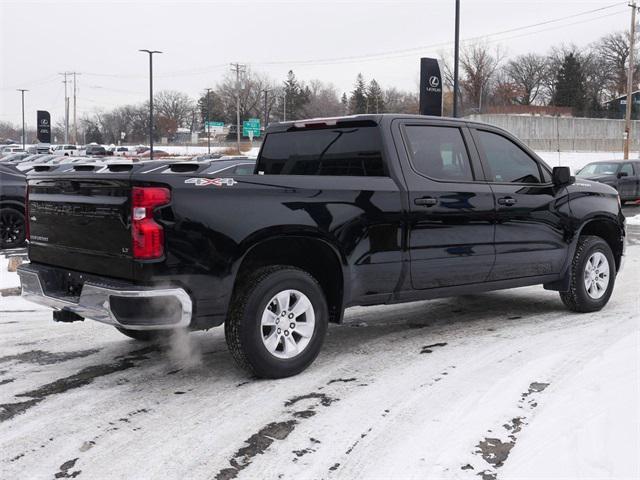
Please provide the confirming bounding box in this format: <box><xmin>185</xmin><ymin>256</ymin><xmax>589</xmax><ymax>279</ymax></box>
<box><xmin>396</xmin><ymin>120</ymin><xmax>495</xmax><ymax>289</ymax></box>
<box><xmin>470</xmin><ymin>127</ymin><xmax>568</xmax><ymax>280</ymax></box>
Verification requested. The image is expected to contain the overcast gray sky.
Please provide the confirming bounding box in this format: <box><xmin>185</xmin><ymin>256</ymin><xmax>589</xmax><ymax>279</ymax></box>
<box><xmin>0</xmin><ymin>0</ymin><xmax>631</xmax><ymax>128</ymax></box>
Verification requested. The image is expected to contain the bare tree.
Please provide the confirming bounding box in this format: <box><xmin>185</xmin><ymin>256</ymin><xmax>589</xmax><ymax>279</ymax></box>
<box><xmin>595</xmin><ymin>31</ymin><xmax>636</xmax><ymax>98</ymax></box>
<box><xmin>303</xmin><ymin>80</ymin><xmax>342</xmax><ymax>118</ymax></box>
<box><xmin>154</xmin><ymin>90</ymin><xmax>195</xmax><ymax>128</ymax></box>
<box><xmin>503</xmin><ymin>53</ymin><xmax>548</xmax><ymax>105</ymax></box>
<box><xmin>459</xmin><ymin>43</ymin><xmax>505</xmax><ymax>113</ymax></box>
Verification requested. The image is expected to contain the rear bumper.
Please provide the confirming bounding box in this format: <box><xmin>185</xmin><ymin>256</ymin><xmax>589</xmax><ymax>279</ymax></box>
<box><xmin>17</xmin><ymin>263</ymin><xmax>192</xmax><ymax>330</ymax></box>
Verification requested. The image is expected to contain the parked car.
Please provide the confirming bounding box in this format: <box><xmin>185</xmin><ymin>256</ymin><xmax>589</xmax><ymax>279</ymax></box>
<box><xmin>112</xmin><ymin>146</ymin><xmax>131</xmax><ymax>157</ymax></box>
<box><xmin>17</xmin><ymin>114</ymin><xmax>626</xmax><ymax>378</ymax></box>
<box><xmin>0</xmin><ymin>163</ymin><xmax>27</xmax><ymax>248</ymax></box>
<box><xmin>16</xmin><ymin>154</ymin><xmax>58</xmax><ymax>172</ymax></box>
<box><xmin>0</xmin><ymin>146</ymin><xmax>25</xmax><ymax>157</ymax></box>
<box><xmin>85</xmin><ymin>145</ymin><xmax>107</xmax><ymax>156</ymax></box>
<box><xmin>576</xmin><ymin>160</ymin><xmax>640</xmax><ymax>203</ymax></box>
<box><xmin>0</xmin><ymin>152</ymin><xmax>31</xmax><ymax>163</ymax></box>
<box><xmin>138</xmin><ymin>149</ymin><xmax>170</xmax><ymax>158</ymax></box>
<box><xmin>51</xmin><ymin>144</ymin><xmax>79</xmax><ymax>156</ymax></box>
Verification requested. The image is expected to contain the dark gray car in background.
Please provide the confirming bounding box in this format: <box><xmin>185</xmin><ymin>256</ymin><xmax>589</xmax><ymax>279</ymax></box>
<box><xmin>577</xmin><ymin>160</ymin><xmax>640</xmax><ymax>203</ymax></box>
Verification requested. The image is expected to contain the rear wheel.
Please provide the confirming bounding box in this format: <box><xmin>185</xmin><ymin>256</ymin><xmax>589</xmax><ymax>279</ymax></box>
<box><xmin>0</xmin><ymin>208</ymin><xmax>26</xmax><ymax>249</ymax></box>
<box><xmin>559</xmin><ymin>235</ymin><xmax>616</xmax><ymax>312</ymax></box>
<box><xmin>225</xmin><ymin>266</ymin><xmax>328</xmax><ymax>378</ymax></box>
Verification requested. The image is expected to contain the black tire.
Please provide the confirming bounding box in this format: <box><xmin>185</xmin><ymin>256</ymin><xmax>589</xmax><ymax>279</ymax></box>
<box><xmin>115</xmin><ymin>327</ymin><xmax>171</xmax><ymax>342</ymax></box>
<box><xmin>0</xmin><ymin>207</ymin><xmax>26</xmax><ymax>249</ymax></box>
<box><xmin>225</xmin><ymin>266</ymin><xmax>329</xmax><ymax>379</ymax></box>
<box><xmin>559</xmin><ymin>235</ymin><xmax>616</xmax><ymax>313</ymax></box>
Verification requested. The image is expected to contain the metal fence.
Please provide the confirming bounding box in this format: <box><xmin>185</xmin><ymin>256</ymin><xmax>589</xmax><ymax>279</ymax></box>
<box><xmin>466</xmin><ymin>114</ymin><xmax>640</xmax><ymax>152</ymax></box>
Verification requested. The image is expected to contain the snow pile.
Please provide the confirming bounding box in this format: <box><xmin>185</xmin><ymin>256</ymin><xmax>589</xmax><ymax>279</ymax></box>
<box><xmin>627</xmin><ymin>213</ymin><xmax>640</xmax><ymax>226</ymax></box>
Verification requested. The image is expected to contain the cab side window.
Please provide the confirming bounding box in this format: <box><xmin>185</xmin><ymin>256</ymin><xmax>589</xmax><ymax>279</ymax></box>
<box><xmin>620</xmin><ymin>163</ymin><xmax>633</xmax><ymax>176</ymax></box>
<box><xmin>475</xmin><ymin>130</ymin><xmax>542</xmax><ymax>184</ymax></box>
<box><xmin>404</xmin><ymin>125</ymin><xmax>474</xmax><ymax>182</ymax></box>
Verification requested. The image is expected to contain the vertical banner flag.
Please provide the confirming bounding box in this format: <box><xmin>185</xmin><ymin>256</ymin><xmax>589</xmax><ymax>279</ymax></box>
<box><xmin>419</xmin><ymin>58</ymin><xmax>443</xmax><ymax>116</ymax></box>
<box><xmin>37</xmin><ymin>111</ymin><xmax>51</xmax><ymax>143</ymax></box>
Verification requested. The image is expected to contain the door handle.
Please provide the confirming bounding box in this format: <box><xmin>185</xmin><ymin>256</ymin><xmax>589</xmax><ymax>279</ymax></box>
<box><xmin>414</xmin><ymin>197</ymin><xmax>438</xmax><ymax>207</ymax></box>
<box><xmin>497</xmin><ymin>197</ymin><xmax>517</xmax><ymax>206</ymax></box>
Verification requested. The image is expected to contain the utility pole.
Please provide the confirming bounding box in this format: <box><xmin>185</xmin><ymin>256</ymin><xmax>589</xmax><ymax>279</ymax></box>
<box><xmin>205</xmin><ymin>88</ymin><xmax>212</xmax><ymax>155</ymax></box>
<box><xmin>624</xmin><ymin>0</ymin><xmax>638</xmax><ymax>159</ymax></box>
<box><xmin>263</xmin><ymin>89</ymin><xmax>270</xmax><ymax>129</ymax></box>
<box><xmin>139</xmin><ymin>49</ymin><xmax>162</xmax><ymax>160</ymax></box>
<box><xmin>230</xmin><ymin>63</ymin><xmax>246</xmax><ymax>154</ymax></box>
<box><xmin>72</xmin><ymin>72</ymin><xmax>81</xmax><ymax>145</ymax></box>
<box><xmin>17</xmin><ymin>89</ymin><xmax>28</xmax><ymax>150</ymax></box>
<box><xmin>59</xmin><ymin>72</ymin><xmax>70</xmax><ymax>143</ymax></box>
<box><xmin>283</xmin><ymin>91</ymin><xmax>287</xmax><ymax>122</ymax></box>
<box><xmin>453</xmin><ymin>0</ymin><xmax>461</xmax><ymax>118</ymax></box>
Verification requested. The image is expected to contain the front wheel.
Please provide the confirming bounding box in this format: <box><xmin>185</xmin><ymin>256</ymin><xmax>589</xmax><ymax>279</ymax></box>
<box><xmin>559</xmin><ymin>235</ymin><xmax>616</xmax><ymax>312</ymax></box>
<box><xmin>225</xmin><ymin>266</ymin><xmax>328</xmax><ymax>379</ymax></box>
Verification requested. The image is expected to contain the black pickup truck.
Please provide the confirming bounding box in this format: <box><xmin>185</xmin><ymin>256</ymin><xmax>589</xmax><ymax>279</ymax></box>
<box><xmin>18</xmin><ymin>114</ymin><xmax>626</xmax><ymax>378</ymax></box>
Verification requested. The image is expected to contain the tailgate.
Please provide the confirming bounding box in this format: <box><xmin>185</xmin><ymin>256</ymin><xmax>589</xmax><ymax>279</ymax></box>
<box><xmin>28</xmin><ymin>164</ymin><xmax>135</xmax><ymax>279</ymax></box>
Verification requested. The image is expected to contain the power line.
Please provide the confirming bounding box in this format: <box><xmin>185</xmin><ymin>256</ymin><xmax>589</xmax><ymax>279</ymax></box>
<box><xmin>75</xmin><ymin>2</ymin><xmax>627</xmax><ymax>78</ymax></box>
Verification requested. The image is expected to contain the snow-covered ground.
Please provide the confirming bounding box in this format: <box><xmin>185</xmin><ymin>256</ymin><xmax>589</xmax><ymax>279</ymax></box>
<box><xmin>1</xmin><ymin>207</ymin><xmax>639</xmax><ymax>479</ymax></box>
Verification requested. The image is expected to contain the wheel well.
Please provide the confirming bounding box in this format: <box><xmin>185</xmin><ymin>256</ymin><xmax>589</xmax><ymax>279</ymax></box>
<box><xmin>234</xmin><ymin>237</ymin><xmax>345</xmax><ymax>323</ymax></box>
<box><xmin>0</xmin><ymin>202</ymin><xmax>24</xmax><ymax>215</ymax></box>
<box><xmin>580</xmin><ymin>220</ymin><xmax>624</xmax><ymax>270</ymax></box>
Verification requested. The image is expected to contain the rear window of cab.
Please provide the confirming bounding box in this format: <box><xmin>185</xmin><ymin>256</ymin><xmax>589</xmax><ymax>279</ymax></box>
<box><xmin>258</xmin><ymin>126</ymin><xmax>386</xmax><ymax>176</ymax></box>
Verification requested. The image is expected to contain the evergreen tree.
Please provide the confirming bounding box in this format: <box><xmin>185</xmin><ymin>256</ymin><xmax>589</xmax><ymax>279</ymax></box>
<box><xmin>349</xmin><ymin>73</ymin><xmax>368</xmax><ymax>114</ymax></box>
<box><xmin>340</xmin><ymin>92</ymin><xmax>348</xmax><ymax>114</ymax></box>
<box><xmin>551</xmin><ymin>53</ymin><xmax>587</xmax><ymax>115</ymax></box>
<box><xmin>282</xmin><ymin>70</ymin><xmax>310</xmax><ymax>120</ymax></box>
<box><xmin>366</xmin><ymin>79</ymin><xmax>385</xmax><ymax>113</ymax></box>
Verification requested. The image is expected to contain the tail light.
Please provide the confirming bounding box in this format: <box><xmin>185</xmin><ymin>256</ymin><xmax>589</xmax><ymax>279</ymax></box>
<box><xmin>131</xmin><ymin>186</ymin><xmax>170</xmax><ymax>259</ymax></box>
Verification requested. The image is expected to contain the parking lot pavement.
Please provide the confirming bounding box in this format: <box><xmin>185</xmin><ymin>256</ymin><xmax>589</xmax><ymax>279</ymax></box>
<box><xmin>0</xmin><ymin>208</ymin><xmax>638</xmax><ymax>479</ymax></box>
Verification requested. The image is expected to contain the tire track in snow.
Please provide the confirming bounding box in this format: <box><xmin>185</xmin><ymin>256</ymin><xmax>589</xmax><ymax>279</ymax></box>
<box><xmin>0</xmin><ymin>346</ymin><xmax>157</xmax><ymax>422</ymax></box>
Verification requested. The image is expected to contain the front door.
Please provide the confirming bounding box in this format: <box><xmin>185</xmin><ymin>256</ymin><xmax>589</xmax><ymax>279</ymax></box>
<box><xmin>618</xmin><ymin>162</ymin><xmax>637</xmax><ymax>200</ymax></box>
<box><xmin>471</xmin><ymin>128</ymin><xmax>568</xmax><ymax>280</ymax></box>
<box><xmin>398</xmin><ymin>122</ymin><xmax>495</xmax><ymax>289</ymax></box>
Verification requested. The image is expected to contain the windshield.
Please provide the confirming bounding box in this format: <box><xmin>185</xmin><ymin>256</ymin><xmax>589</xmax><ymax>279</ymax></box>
<box><xmin>578</xmin><ymin>162</ymin><xmax>619</xmax><ymax>176</ymax></box>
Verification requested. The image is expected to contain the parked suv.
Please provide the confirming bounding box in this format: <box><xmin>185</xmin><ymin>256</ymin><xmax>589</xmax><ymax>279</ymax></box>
<box><xmin>577</xmin><ymin>160</ymin><xmax>640</xmax><ymax>203</ymax></box>
<box><xmin>18</xmin><ymin>115</ymin><xmax>626</xmax><ymax>377</ymax></box>
<box><xmin>51</xmin><ymin>144</ymin><xmax>79</xmax><ymax>156</ymax></box>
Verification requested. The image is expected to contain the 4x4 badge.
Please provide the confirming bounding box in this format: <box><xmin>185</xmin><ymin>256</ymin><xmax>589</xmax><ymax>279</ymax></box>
<box><xmin>185</xmin><ymin>178</ymin><xmax>238</xmax><ymax>187</ymax></box>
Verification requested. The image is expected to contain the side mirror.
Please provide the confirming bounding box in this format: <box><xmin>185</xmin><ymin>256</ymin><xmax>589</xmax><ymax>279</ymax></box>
<box><xmin>617</xmin><ymin>171</ymin><xmax>628</xmax><ymax>178</ymax></box>
<box><xmin>552</xmin><ymin>166</ymin><xmax>574</xmax><ymax>186</ymax></box>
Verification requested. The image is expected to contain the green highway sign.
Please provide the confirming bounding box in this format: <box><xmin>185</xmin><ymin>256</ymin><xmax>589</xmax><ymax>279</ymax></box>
<box><xmin>204</xmin><ymin>121</ymin><xmax>225</xmax><ymax>134</ymax></box>
<box><xmin>242</xmin><ymin>118</ymin><xmax>261</xmax><ymax>138</ymax></box>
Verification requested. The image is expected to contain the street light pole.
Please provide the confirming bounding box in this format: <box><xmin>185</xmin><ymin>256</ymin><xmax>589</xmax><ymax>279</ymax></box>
<box><xmin>139</xmin><ymin>49</ymin><xmax>162</xmax><ymax>160</ymax></box>
<box><xmin>453</xmin><ymin>0</ymin><xmax>461</xmax><ymax>118</ymax></box>
<box><xmin>205</xmin><ymin>88</ymin><xmax>212</xmax><ymax>155</ymax></box>
<box><xmin>17</xmin><ymin>89</ymin><xmax>28</xmax><ymax>150</ymax></box>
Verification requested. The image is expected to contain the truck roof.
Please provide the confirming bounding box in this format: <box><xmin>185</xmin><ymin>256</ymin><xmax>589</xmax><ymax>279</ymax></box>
<box><xmin>266</xmin><ymin>113</ymin><xmax>488</xmax><ymax>134</ymax></box>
